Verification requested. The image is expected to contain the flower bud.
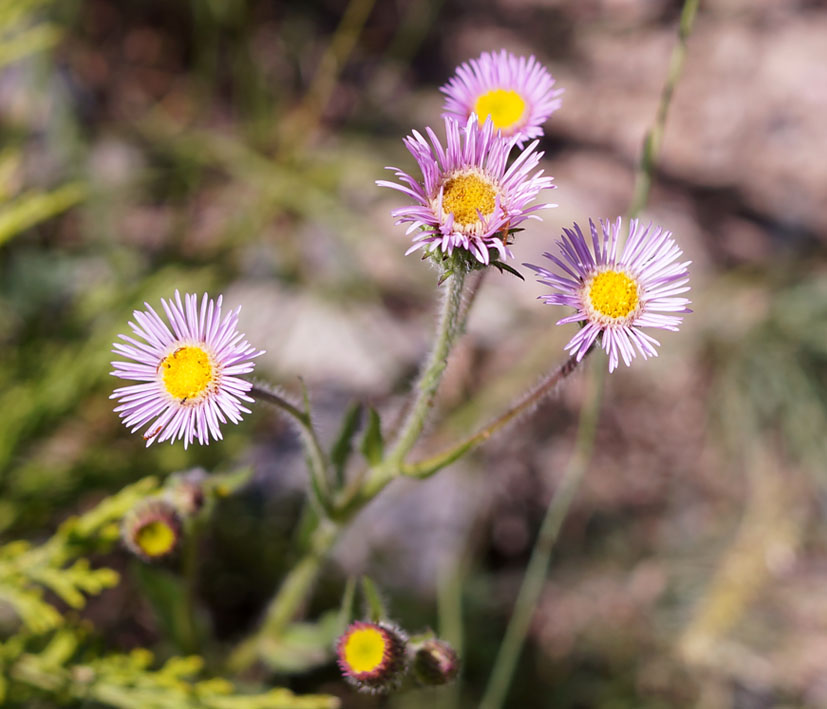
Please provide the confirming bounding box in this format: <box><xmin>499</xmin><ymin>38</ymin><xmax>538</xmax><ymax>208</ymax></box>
<box><xmin>166</xmin><ymin>468</ymin><xmax>206</xmax><ymax>517</ymax></box>
<box><xmin>411</xmin><ymin>638</ymin><xmax>460</xmax><ymax>686</ymax></box>
<box><xmin>336</xmin><ymin>621</ymin><xmax>408</xmax><ymax>693</ymax></box>
<box><xmin>121</xmin><ymin>498</ymin><xmax>182</xmax><ymax>561</ymax></box>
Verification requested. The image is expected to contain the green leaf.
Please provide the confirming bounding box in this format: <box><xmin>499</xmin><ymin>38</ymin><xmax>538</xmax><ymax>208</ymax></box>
<box><xmin>360</xmin><ymin>576</ymin><xmax>386</xmax><ymax>623</ymax></box>
<box><xmin>329</xmin><ymin>403</ymin><xmax>363</xmax><ymax>484</ymax></box>
<box><xmin>359</xmin><ymin>408</ymin><xmax>384</xmax><ymax>466</ymax></box>
<box><xmin>257</xmin><ymin>611</ymin><xmax>340</xmax><ymax>674</ymax></box>
<box><xmin>134</xmin><ymin>564</ymin><xmax>204</xmax><ymax>654</ymax></box>
<box><xmin>337</xmin><ymin>577</ymin><xmax>356</xmax><ymax>634</ymax></box>
<box><xmin>490</xmin><ymin>261</ymin><xmax>525</xmax><ymax>281</ymax></box>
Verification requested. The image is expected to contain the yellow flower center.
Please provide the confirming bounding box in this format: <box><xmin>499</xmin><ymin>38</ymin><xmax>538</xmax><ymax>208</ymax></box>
<box><xmin>135</xmin><ymin>520</ymin><xmax>177</xmax><ymax>558</ymax></box>
<box><xmin>343</xmin><ymin>627</ymin><xmax>387</xmax><ymax>674</ymax></box>
<box><xmin>588</xmin><ymin>270</ymin><xmax>640</xmax><ymax>319</ymax></box>
<box><xmin>474</xmin><ymin>88</ymin><xmax>527</xmax><ymax>132</ymax></box>
<box><xmin>441</xmin><ymin>171</ymin><xmax>497</xmax><ymax>228</ymax></box>
<box><xmin>161</xmin><ymin>346</ymin><xmax>214</xmax><ymax>401</ymax></box>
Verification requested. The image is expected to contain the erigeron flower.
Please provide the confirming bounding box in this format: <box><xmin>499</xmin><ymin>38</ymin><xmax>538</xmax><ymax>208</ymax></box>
<box><xmin>336</xmin><ymin>621</ymin><xmax>408</xmax><ymax>693</ymax></box>
<box><xmin>378</xmin><ymin>115</ymin><xmax>555</xmax><ymax>265</ymax></box>
<box><xmin>122</xmin><ymin>498</ymin><xmax>182</xmax><ymax>561</ymax></box>
<box><xmin>526</xmin><ymin>218</ymin><xmax>691</xmax><ymax>372</ymax></box>
<box><xmin>441</xmin><ymin>49</ymin><xmax>563</xmax><ymax>146</ymax></box>
<box><xmin>110</xmin><ymin>291</ymin><xmax>264</xmax><ymax>448</ymax></box>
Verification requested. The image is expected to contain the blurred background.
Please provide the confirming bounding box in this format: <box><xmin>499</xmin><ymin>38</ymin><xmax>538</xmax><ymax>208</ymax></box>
<box><xmin>2</xmin><ymin>0</ymin><xmax>827</xmax><ymax>706</ymax></box>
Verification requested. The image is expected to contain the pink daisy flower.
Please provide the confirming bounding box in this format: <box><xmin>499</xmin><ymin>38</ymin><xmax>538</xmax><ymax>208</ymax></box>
<box><xmin>441</xmin><ymin>49</ymin><xmax>563</xmax><ymax>146</ymax></box>
<box><xmin>110</xmin><ymin>291</ymin><xmax>264</xmax><ymax>448</ymax></box>
<box><xmin>526</xmin><ymin>219</ymin><xmax>692</xmax><ymax>372</ymax></box>
<box><xmin>377</xmin><ymin>115</ymin><xmax>555</xmax><ymax>265</ymax></box>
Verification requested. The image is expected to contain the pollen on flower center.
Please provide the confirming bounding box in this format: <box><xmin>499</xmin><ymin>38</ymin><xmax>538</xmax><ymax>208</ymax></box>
<box><xmin>473</xmin><ymin>88</ymin><xmax>527</xmax><ymax>131</ymax></box>
<box><xmin>588</xmin><ymin>270</ymin><xmax>640</xmax><ymax>319</ymax></box>
<box><xmin>134</xmin><ymin>520</ymin><xmax>177</xmax><ymax>558</ymax></box>
<box><xmin>161</xmin><ymin>345</ymin><xmax>214</xmax><ymax>401</ymax></box>
<box><xmin>343</xmin><ymin>626</ymin><xmax>388</xmax><ymax>674</ymax></box>
<box><xmin>440</xmin><ymin>171</ymin><xmax>498</xmax><ymax>228</ymax></box>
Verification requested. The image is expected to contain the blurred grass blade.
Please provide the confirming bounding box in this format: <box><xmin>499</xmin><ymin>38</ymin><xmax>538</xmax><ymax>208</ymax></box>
<box><xmin>0</xmin><ymin>183</ymin><xmax>87</xmax><ymax>247</ymax></box>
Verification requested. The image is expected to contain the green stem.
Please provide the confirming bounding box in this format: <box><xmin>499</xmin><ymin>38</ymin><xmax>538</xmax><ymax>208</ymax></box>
<box><xmin>627</xmin><ymin>0</ymin><xmax>700</xmax><ymax>221</ymax></box>
<box><xmin>250</xmin><ymin>383</ymin><xmax>333</xmax><ymax>513</ymax></box>
<box><xmin>481</xmin><ymin>0</ymin><xmax>701</xmax><ymax>705</ymax></box>
<box><xmin>403</xmin><ymin>353</ymin><xmax>584</xmax><ymax>479</ymax></box>
<box><xmin>479</xmin><ymin>363</ymin><xmax>605</xmax><ymax>709</ymax></box>
<box><xmin>363</xmin><ymin>268</ymin><xmax>467</xmax><ymax>496</ymax></box>
<box><xmin>227</xmin><ymin>519</ymin><xmax>339</xmax><ymax>672</ymax></box>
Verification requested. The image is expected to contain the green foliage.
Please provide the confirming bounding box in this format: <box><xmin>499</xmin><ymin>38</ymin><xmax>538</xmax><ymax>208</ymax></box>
<box><xmin>0</xmin><ymin>473</ymin><xmax>339</xmax><ymax>708</ymax></box>
<box><xmin>0</xmin><ymin>477</ymin><xmax>159</xmax><ymax>633</ymax></box>
<box><xmin>0</xmin><ymin>628</ymin><xmax>338</xmax><ymax>708</ymax></box>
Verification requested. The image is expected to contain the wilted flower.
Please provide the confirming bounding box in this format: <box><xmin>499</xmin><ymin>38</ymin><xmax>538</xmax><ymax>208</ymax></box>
<box><xmin>110</xmin><ymin>291</ymin><xmax>264</xmax><ymax>448</ymax></box>
<box><xmin>336</xmin><ymin>621</ymin><xmax>408</xmax><ymax>693</ymax></box>
<box><xmin>410</xmin><ymin>637</ymin><xmax>460</xmax><ymax>686</ymax></box>
<box><xmin>122</xmin><ymin>498</ymin><xmax>182</xmax><ymax>561</ymax></box>
<box><xmin>441</xmin><ymin>49</ymin><xmax>563</xmax><ymax>145</ymax></box>
<box><xmin>526</xmin><ymin>218</ymin><xmax>691</xmax><ymax>372</ymax></box>
<box><xmin>378</xmin><ymin>115</ymin><xmax>555</xmax><ymax>265</ymax></box>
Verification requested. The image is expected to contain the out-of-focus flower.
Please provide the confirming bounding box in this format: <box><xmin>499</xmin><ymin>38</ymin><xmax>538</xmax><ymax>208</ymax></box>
<box><xmin>526</xmin><ymin>219</ymin><xmax>691</xmax><ymax>372</ymax></box>
<box><xmin>410</xmin><ymin>637</ymin><xmax>460</xmax><ymax>686</ymax></box>
<box><xmin>122</xmin><ymin>498</ymin><xmax>182</xmax><ymax>561</ymax></box>
<box><xmin>336</xmin><ymin>621</ymin><xmax>408</xmax><ymax>693</ymax></box>
<box><xmin>378</xmin><ymin>115</ymin><xmax>555</xmax><ymax>265</ymax></box>
<box><xmin>441</xmin><ymin>49</ymin><xmax>563</xmax><ymax>146</ymax></box>
<box><xmin>110</xmin><ymin>291</ymin><xmax>263</xmax><ymax>448</ymax></box>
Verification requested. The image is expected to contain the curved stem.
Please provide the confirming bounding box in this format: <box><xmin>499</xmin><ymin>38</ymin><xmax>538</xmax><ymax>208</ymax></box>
<box><xmin>227</xmin><ymin>519</ymin><xmax>339</xmax><ymax>672</ymax></box>
<box><xmin>480</xmin><ymin>363</ymin><xmax>605</xmax><ymax>709</ymax></box>
<box><xmin>362</xmin><ymin>268</ymin><xmax>467</xmax><ymax>498</ymax></box>
<box><xmin>403</xmin><ymin>353</ymin><xmax>585</xmax><ymax>479</ymax></box>
<box><xmin>250</xmin><ymin>383</ymin><xmax>333</xmax><ymax>513</ymax></box>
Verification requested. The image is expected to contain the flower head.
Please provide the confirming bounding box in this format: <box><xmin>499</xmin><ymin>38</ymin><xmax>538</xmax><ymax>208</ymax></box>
<box><xmin>410</xmin><ymin>637</ymin><xmax>460</xmax><ymax>686</ymax></box>
<box><xmin>526</xmin><ymin>219</ymin><xmax>691</xmax><ymax>372</ymax></box>
<box><xmin>111</xmin><ymin>291</ymin><xmax>264</xmax><ymax>448</ymax></box>
<box><xmin>441</xmin><ymin>49</ymin><xmax>563</xmax><ymax>146</ymax></box>
<box><xmin>336</xmin><ymin>621</ymin><xmax>408</xmax><ymax>693</ymax></box>
<box><xmin>122</xmin><ymin>498</ymin><xmax>182</xmax><ymax>561</ymax></box>
<box><xmin>378</xmin><ymin>115</ymin><xmax>555</xmax><ymax>265</ymax></box>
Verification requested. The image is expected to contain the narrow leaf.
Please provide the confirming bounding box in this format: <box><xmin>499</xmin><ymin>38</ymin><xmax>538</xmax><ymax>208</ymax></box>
<box><xmin>359</xmin><ymin>408</ymin><xmax>384</xmax><ymax>466</ymax></box>
<box><xmin>361</xmin><ymin>576</ymin><xmax>386</xmax><ymax>623</ymax></box>
<box><xmin>330</xmin><ymin>403</ymin><xmax>363</xmax><ymax>484</ymax></box>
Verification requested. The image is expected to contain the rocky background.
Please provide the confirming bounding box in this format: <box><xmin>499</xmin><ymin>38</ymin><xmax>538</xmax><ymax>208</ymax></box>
<box><xmin>2</xmin><ymin>0</ymin><xmax>827</xmax><ymax>706</ymax></box>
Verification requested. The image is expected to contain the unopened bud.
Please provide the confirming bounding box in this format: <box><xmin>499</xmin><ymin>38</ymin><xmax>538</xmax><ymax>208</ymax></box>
<box><xmin>411</xmin><ymin>638</ymin><xmax>460</xmax><ymax>686</ymax></box>
<box><xmin>121</xmin><ymin>498</ymin><xmax>182</xmax><ymax>561</ymax></box>
<box><xmin>336</xmin><ymin>621</ymin><xmax>408</xmax><ymax>693</ymax></box>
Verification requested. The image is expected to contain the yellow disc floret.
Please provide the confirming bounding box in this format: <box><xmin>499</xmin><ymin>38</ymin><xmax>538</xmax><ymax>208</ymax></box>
<box><xmin>161</xmin><ymin>345</ymin><xmax>214</xmax><ymax>401</ymax></box>
<box><xmin>440</xmin><ymin>171</ymin><xmax>498</xmax><ymax>228</ymax></box>
<box><xmin>587</xmin><ymin>270</ymin><xmax>640</xmax><ymax>320</ymax></box>
<box><xmin>135</xmin><ymin>520</ymin><xmax>177</xmax><ymax>558</ymax></box>
<box><xmin>474</xmin><ymin>88</ymin><xmax>527</xmax><ymax>132</ymax></box>
<box><xmin>343</xmin><ymin>626</ymin><xmax>388</xmax><ymax>674</ymax></box>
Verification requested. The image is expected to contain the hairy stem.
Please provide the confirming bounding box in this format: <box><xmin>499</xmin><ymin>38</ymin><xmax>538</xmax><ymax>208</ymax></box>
<box><xmin>250</xmin><ymin>384</ymin><xmax>333</xmax><ymax>513</ymax></box>
<box><xmin>403</xmin><ymin>353</ymin><xmax>585</xmax><ymax>479</ymax></box>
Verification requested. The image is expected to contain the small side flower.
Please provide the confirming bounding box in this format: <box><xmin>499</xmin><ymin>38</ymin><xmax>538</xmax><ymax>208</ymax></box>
<box><xmin>378</xmin><ymin>115</ymin><xmax>555</xmax><ymax>265</ymax></box>
<box><xmin>122</xmin><ymin>498</ymin><xmax>182</xmax><ymax>562</ymax></box>
<box><xmin>336</xmin><ymin>621</ymin><xmax>408</xmax><ymax>693</ymax></box>
<box><xmin>441</xmin><ymin>49</ymin><xmax>563</xmax><ymax>146</ymax></box>
<box><xmin>110</xmin><ymin>291</ymin><xmax>264</xmax><ymax>448</ymax></box>
<box><xmin>525</xmin><ymin>218</ymin><xmax>692</xmax><ymax>372</ymax></box>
